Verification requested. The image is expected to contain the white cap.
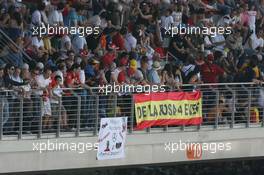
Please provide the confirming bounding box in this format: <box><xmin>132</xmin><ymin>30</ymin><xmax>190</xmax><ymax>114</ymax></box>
<box><xmin>22</xmin><ymin>63</ymin><xmax>29</xmax><ymax>70</ymax></box>
<box><xmin>36</xmin><ymin>62</ymin><xmax>44</xmax><ymax>69</ymax></box>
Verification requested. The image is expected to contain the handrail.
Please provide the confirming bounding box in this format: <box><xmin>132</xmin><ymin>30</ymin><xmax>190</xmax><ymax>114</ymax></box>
<box><xmin>0</xmin><ymin>82</ymin><xmax>262</xmax><ymax>92</ymax></box>
<box><xmin>0</xmin><ymin>82</ymin><xmax>263</xmax><ymax>140</ymax></box>
<box><xmin>0</xmin><ymin>28</ymin><xmax>35</xmax><ymax>64</ymax></box>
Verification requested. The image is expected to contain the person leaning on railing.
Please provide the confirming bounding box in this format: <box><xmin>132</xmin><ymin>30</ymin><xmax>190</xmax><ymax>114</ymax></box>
<box><xmin>0</xmin><ymin>64</ymin><xmax>9</xmax><ymax>129</ymax></box>
<box><xmin>2</xmin><ymin>64</ymin><xmax>29</xmax><ymax>132</ymax></box>
<box><xmin>50</xmin><ymin>75</ymin><xmax>68</xmax><ymax>130</ymax></box>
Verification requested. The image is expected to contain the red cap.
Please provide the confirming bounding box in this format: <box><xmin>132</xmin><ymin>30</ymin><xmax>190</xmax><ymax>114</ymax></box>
<box><xmin>80</xmin><ymin>50</ymin><xmax>89</xmax><ymax>57</ymax></box>
<box><xmin>155</xmin><ymin>47</ymin><xmax>165</xmax><ymax>58</ymax></box>
<box><xmin>120</xmin><ymin>57</ymin><xmax>128</xmax><ymax>66</ymax></box>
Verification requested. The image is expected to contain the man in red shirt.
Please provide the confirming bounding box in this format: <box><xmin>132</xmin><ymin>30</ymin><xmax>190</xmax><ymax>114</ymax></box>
<box><xmin>200</xmin><ymin>54</ymin><xmax>225</xmax><ymax>83</ymax></box>
<box><xmin>112</xmin><ymin>28</ymin><xmax>126</xmax><ymax>51</ymax></box>
<box><xmin>102</xmin><ymin>44</ymin><xmax>118</xmax><ymax>68</ymax></box>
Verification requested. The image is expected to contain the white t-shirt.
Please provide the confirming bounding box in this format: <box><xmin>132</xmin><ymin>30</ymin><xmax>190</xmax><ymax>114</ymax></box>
<box><xmin>248</xmin><ymin>11</ymin><xmax>257</xmax><ymax>29</ymax></box>
<box><xmin>48</xmin><ymin>10</ymin><xmax>63</xmax><ymax>26</ymax></box>
<box><xmin>161</xmin><ymin>15</ymin><xmax>174</xmax><ymax>29</ymax></box>
<box><xmin>250</xmin><ymin>34</ymin><xmax>264</xmax><ymax>50</ymax></box>
<box><xmin>79</xmin><ymin>70</ymin><xmax>85</xmax><ymax>84</ymax></box>
<box><xmin>32</xmin><ymin>36</ymin><xmax>44</xmax><ymax>49</ymax></box>
<box><xmin>111</xmin><ymin>68</ymin><xmax>121</xmax><ymax>84</ymax></box>
<box><xmin>130</xmin><ymin>69</ymin><xmax>144</xmax><ymax>83</ymax></box>
<box><xmin>211</xmin><ymin>34</ymin><xmax>226</xmax><ymax>51</ymax></box>
<box><xmin>72</xmin><ymin>36</ymin><xmax>87</xmax><ymax>54</ymax></box>
<box><xmin>125</xmin><ymin>33</ymin><xmax>137</xmax><ymax>52</ymax></box>
<box><xmin>51</xmin><ymin>85</ymin><xmax>63</xmax><ymax>104</ymax></box>
<box><xmin>172</xmin><ymin>12</ymin><xmax>182</xmax><ymax>26</ymax></box>
<box><xmin>31</xmin><ymin>10</ymin><xmax>41</xmax><ymax>26</ymax></box>
<box><xmin>60</xmin><ymin>35</ymin><xmax>71</xmax><ymax>52</ymax></box>
<box><xmin>35</xmin><ymin>74</ymin><xmax>51</xmax><ymax>95</ymax></box>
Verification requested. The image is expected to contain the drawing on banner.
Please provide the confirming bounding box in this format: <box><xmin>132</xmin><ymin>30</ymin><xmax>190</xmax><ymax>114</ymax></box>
<box><xmin>97</xmin><ymin>117</ymin><xmax>127</xmax><ymax>160</ymax></box>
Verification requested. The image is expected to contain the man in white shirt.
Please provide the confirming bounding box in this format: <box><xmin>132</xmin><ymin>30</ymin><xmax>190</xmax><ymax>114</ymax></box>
<box><xmin>35</xmin><ymin>68</ymin><xmax>52</xmax><ymax>96</ymax></box>
<box><xmin>31</xmin><ymin>2</ymin><xmax>48</xmax><ymax>27</ymax></box>
<box><xmin>161</xmin><ymin>9</ymin><xmax>174</xmax><ymax>30</ymax></box>
<box><xmin>248</xmin><ymin>5</ymin><xmax>257</xmax><ymax>33</ymax></box>
<box><xmin>72</xmin><ymin>35</ymin><xmax>87</xmax><ymax>54</ymax></box>
<box><xmin>60</xmin><ymin>34</ymin><xmax>72</xmax><ymax>52</ymax></box>
<box><xmin>48</xmin><ymin>2</ymin><xmax>64</xmax><ymax>26</ymax></box>
<box><xmin>210</xmin><ymin>34</ymin><xmax>226</xmax><ymax>52</ymax></box>
<box><xmin>124</xmin><ymin>33</ymin><xmax>137</xmax><ymax>52</ymax></box>
<box><xmin>249</xmin><ymin>30</ymin><xmax>264</xmax><ymax>51</ymax></box>
<box><xmin>32</xmin><ymin>36</ymin><xmax>48</xmax><ymax>57</ymax></box>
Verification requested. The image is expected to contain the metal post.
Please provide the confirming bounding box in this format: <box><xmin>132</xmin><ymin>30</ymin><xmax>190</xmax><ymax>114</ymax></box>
<box><xmin>18</xmin><ymin>99</ymin><xmax>23</xmax><ymax>140</ymax></box>
<box><xmin>231</xmin><ymin>91</ymin><xmax>236</xmax><ymax>128</ymax></box>
<box><xmin>113</xmin><ymin>94</ymin><xmax>117</xmax><ymax>118</ymax></box>
<box><xmin>0</xmin><ymin>99</ymin><xmax>3</xmax><ymax>140</ymax></box>
<box><xmin>76</xmin><ymin>96</ymin><xmax>81</xmax><ymax>137</ymax></box>
<box><xmin>94</xmin><ymin>95</ymin><xmax>99</xmax><ymax>136</ymax></box>
<box><xmin>56</xmin><ymin>98</ymin><xmax>61</xmax><ymax>138</ymax></box>
<box><xmin>247</xmin><ymin>90</ymin><xmax>252</xmax><ymax>128</ymax></box>
<box><xmin>197</xmin><ymin>91</ymin><xmax>203</xmax><ymax>131</ymax></box>
<box><xmin>38</xmin><ymin>98</ymin><xmax>43</xmax><ymax>139</ymax></box>
<box><xmin>215</xmin><ymin>91</ymin><xmax>219</xmax><ymax>129</ymax></box>
<box><xmin>130</xmin><ymin>96</ymin><xmax>134</xmax><ymax>133</ymax></box>
<box><xmin>262</xmin><ymin>104</ymin><xmax>264</xmax><ymax>127</ymax></box>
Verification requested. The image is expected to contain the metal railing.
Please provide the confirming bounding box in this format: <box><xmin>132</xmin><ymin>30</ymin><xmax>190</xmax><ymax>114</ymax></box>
<box><xmin>0</xmin><ymin>28</ymin><xmax>35</xmax><ymax>66</ymax></box>
<box><xmin>0</xmin><ymin>83</ymin><xmax>263</xmax><ymax>140</ymax></box>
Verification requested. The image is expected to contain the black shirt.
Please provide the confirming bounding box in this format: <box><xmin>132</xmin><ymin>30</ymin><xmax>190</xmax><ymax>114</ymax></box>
<box><xmin>168</xmin><ymin>35</ymin><xmax>188</xmax><ymax>58</ymax></box>
<box><xmin>86</xmin><ymin>35</ymin><xmax>99</xmax><ymax>52</ymax></box>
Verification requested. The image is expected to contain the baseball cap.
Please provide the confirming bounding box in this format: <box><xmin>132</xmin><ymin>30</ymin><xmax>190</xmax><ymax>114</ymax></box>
<box><xmin>120</xmin><ymin>57</ymin><xmax>128</xmax><ymax>66</ymax></box>
<box><xmin>130</xmin><ymin>59</ymin><xmax>137</xmax><ymax>70</ymax></box>
<box><xmin>36</xmin><ymin>62</ymin><xmax>44</xmax><ymax>70</ymax></box>
<box><xmin>152</xmin><ymin>61</ymin><xmax>161</xmax><ymax>70</ymax></box>
<box><xmin>22</xmin><ymin>63</ymin><xmax>29</xmax><ymax>70</ymax></box>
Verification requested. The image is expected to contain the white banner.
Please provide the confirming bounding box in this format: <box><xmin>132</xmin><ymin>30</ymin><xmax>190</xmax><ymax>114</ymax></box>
<box><xmin>97</xmin><ymin>117</ymin><xmax>127</xmax><ymax>160</ymax></box>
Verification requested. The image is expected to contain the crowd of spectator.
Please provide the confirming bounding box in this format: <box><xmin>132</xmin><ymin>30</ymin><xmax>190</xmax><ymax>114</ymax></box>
<box><xmin>0</xmin><ymin>0</ymin><xmax>263</xmax><ymax>132</ymax></box>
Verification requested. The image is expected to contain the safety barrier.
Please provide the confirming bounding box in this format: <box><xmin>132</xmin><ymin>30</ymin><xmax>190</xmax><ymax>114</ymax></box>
<box><xmin>0</xmin><ymin>82</ymin><xmax>263</xmax><ymax>140</ymax></box>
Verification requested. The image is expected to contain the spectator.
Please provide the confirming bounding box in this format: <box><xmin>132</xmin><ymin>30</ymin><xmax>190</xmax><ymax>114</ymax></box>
<box><xmin>148</xmin><ymin>61</ymin><xmax>162</xmax><ymax>85</ymax></box>
<box><xmin>48</xmin><ymin>2</ymin><xmax>64</xmax><ymax>26</ymax></box>
<box><xmin>199</xmin><ymin>54</ymin><xmax>225</xmax><ymax>83</ymax></box>
<box><xmin>0</xmin><ymin>64</ymin><xmax>9</xmax><ymax>129</ymax></box>
<box><xmin>50</xmin><ymin>75</ymin><xmax>68</xmax><ymax>130</ymax></box>
<box><xmin>138</xmin><ymin>56</ymin><xmax>150</xmax><ymax>85</ymax></box>
<box><xmin>35</xmin><ymin>67</ymin><xmax>52</xmax><ymax>130</ymax></box>
<box><xmin>31</xmin><ymin>2</ymin><xmax>47</xmax><ymax>28</ymax></box>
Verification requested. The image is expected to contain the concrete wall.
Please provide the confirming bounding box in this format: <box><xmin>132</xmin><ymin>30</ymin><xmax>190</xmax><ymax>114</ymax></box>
<box><xmin>0</xmin><ymin>128</ymin><xmax>264</xmax><ymax>173</ymax></box>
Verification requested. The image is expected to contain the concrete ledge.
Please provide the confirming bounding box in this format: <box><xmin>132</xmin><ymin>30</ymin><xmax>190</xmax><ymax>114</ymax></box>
<box><xmin>0</xmin><ymin>128</ymin><xmax>264</xmax><ymax>173</ymax></box>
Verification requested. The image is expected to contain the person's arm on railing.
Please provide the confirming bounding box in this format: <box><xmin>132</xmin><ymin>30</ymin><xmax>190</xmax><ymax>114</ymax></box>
<box><xmin>4</xmin><ymin>76</ymin><xmax>29</xmax><ymax>87</ymax></box>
